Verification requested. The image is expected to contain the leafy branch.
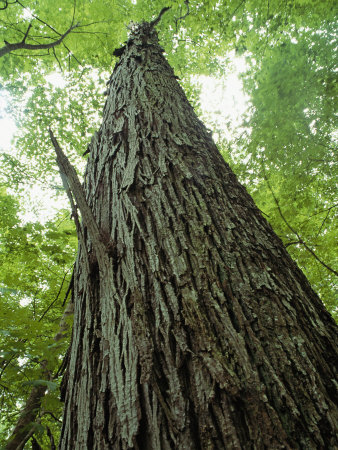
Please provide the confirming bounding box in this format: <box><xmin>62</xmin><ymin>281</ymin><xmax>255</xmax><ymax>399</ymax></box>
<box><xmin>0</xmin><ymin>0</ymin><xmax>17</xmax><ymax>11</ymax></box>
<box><xmin>0</xmin><ymin>22</ymin><xmax>80</xmax><ymax>58</ymax></box>
<box><xmin>38</xmin><ymin>270</ymin><xmax>70</xmax><ymax>322</ymax></box>
<box><xmin>0</xmin><ymin>0</ymin><xmax>106</xmax><ymax>64</ymax></box>
<box><xmin>263</xmin><ymin>172</ymin><xmax>338</xmax><ymax>277</ymax></box>
<box><xmin>4</xmin><ymin>296</ymin><xmax>73</xmax><ymax>450</ymax></box>
<box><xmin>314</xmin><ymin>203</ymin><xmax>337</xmax><ymax>238</ymax></box>
<box><xmin>5</xmin><ymin>360</ymin><xmax>50</xmax><ymax>450</ymax></box>
<box><xmin>174</xmin><ymin>0</ymin><xmax>190</xmax><ymax>31</ymax></box>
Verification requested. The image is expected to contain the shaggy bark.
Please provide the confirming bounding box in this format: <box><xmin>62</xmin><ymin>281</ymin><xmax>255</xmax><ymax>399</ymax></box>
<box><xmin>59</xmin><ymin>22</ymin><xmax>338</xmax><ymax>449</ymax></box>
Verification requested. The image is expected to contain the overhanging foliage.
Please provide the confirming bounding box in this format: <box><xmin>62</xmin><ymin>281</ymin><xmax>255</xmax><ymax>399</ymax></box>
<box><xmin>0</xmin><ymin>0</ymin><xmax>336</xmax><ymax>447</ymax></box>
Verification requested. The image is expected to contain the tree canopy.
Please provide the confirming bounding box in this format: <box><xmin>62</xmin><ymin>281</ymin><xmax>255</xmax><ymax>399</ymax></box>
<box><xmin>0</xmin><ymin>0</ymin><xmax>337</xmax><ymax>447</ymax></box>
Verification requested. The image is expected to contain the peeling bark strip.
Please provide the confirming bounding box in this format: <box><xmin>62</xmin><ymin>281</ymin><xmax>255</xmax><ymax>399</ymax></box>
<box><xmin>59</xmin><ymin>21</ymin><xmax>338</xmax><ymax>450</ymax></box>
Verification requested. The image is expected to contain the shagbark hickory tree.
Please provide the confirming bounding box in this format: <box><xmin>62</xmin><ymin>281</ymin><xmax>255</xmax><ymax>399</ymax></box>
<box><xmin>57</xmin><ymin>17</ymin><xmax>338</xmax><ymax>450</ymax></box>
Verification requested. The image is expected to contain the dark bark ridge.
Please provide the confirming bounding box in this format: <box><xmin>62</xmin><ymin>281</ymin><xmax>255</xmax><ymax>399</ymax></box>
<box><xmin>59</xmin><ymin>21</ymin><xmax>338</xmax><ymax>449</ymax></box>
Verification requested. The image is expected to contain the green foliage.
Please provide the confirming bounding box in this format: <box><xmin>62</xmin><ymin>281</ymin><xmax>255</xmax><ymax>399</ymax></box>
<box><xmin>0</xmin><ymin>190</ymin><xmax>76</xmax><ymax>446</ymax></box>
<box><xmin>0</xmin><ymin>0</ymin><xmax>128</xmax><ymax>76</ymax></box>
<box><xmin>0</xmin><ymin>0</ymin><xmax>337</xmax><ymax>446</ymax></box>
<box><xmin>22</xmin><ymin>379</ymin><xmax>58</xmax><ymax>391</ymax></box>
<box><xmin>230</xmin><ymin>23</ymin><xmax>337</xmax><ymax>318</ymax></box>
<box><xmin>2</xmin><ymin>68</ymin><xmax>107</xmax><ymax>189</ymax></box>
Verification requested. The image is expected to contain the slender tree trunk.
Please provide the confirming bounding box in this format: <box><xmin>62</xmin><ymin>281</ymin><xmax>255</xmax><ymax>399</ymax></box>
<box><xmin>5</xmin><ymin>301</ymin><xmax>73</xmax><ymax>450</ymax></box>
<box><xmin>5</xmin><ymin>384</ymin><xmax>46</xmax><ymax>450</ymax></box>
<box><xmin>59</xmin><ymin>21</ymin><xmax>338</xmax><ymax>449</ymax></box>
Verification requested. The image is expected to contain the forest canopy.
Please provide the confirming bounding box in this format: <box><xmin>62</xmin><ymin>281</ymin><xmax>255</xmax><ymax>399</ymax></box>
<box><xmin>0</xmin><ymin>0</ymin><xmax>337</xmax><ymax>447</ymax></box>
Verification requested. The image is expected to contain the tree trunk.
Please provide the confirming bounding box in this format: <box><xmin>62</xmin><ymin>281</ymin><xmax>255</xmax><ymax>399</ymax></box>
<box><xmin>59</xmin><ymin>22</ymin><xmax>338</xmax><ymax>449</ymax></box>
<box><xmin>5</xmin><ymin>384</ymin><xmax>46</xmax><ymax>450</ymax></box>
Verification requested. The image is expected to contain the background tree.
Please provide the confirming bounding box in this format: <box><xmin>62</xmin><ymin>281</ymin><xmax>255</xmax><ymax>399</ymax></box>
<box><xmin>0</xmin><ymin>193</ymin><xmax>76</xmax><ymax>448</ymax></box>
<box><xmin>0</xmin><ymin>0</ymin><xmax>337</xmax><ymax>447</ymax></box>
<box><xmin>231</xmin><ymin>21</ymin><xmax>338</xmax><ymax>312</ymax></box>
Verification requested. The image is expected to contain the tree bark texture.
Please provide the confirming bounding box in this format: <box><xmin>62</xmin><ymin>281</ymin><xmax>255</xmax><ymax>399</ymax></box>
<box><xmin>59</xmin><ymin>23</ymin><xmax>338</xmax><ymax>449</ymax></box>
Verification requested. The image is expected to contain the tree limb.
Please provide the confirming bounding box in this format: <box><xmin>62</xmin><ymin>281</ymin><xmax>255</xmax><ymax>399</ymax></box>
<box><xmin>315</xmin><ymin>204</ymin><xmax>337</xmax><ymax>238</ymax></box>
<box><xmin>5</xmin><ymin>363</ymin><xmax>48</xmax><ymax>450</ymax></box>
<box><xmin>52</xmin><ymin>46</ymin><xmax>62</xmax><ymax>71</ymax></box>
<box><xmin>174</xmin><ymin>0</ymin><xmax>189</xmax><ymax>31</ymax></box>
<box><xmin>21</xmin><ymin>23</ymin><xmax>32</xmax><ymax>43</ymax></box>
<box><xmin>284</xmin><ymin>240</ymin><xmax>301</xmax><ymax>248</ymax></box>
<box><xmin>31</xmin><ymin>435</ymin><xmax>43</xmax><ymax>450</ymax></box>
<box><xmin>16</xmin><ymin>0</ymin><xmax>62</xmax><ymax>35</ymax></box>
<box><xmin>48</xmin><ymin>129</ymin><xmax>109</xmax><ymax>265</ymax></box>
<box><xmin>150</xmin><ymin>6</ymin><xmax>171</xmax><ymax>28</ymax></box>
<box><xmin>264</xmin><ymin>173</ymin><xmax>338</xmax><ymax>277</ymax></box>
<box><xmin>62</xmin><ymin>271</ymin><xmax>74</xmax><ymax>307</ymax></box>
<box><xmin>4</xmin><ymin>298</ymin><xmax>74</xmax><ymax>450</ymax></box>
<box><xmin>0</xmin><ymin>22</ymin><xmax>80</xmax><ymax>58</ymax></box>
<box><xmin>0</xmin><ymin>0</ymin><xmax>17</xmax><ymax>11</ymax></box>
<box><xmin>62</xmin><ymin>41</ymin><xmax>81</xmax><ymax>66</ymax></box>
<box><xmin>46</xmin><ymin>425</ymin><xmax>56</xmax><ymax>450</ymax></box>
<box><xmin>42</xmin><ymin>411</ymin><xmax>62</xmax><ymax>423</ymax></box>
<box><xmin>38</xmin><ymin>270</ymin><xmax>70</xmax><ymax>322</ymax></box>
<box><xmin>0</xmin><ymin>1</ymin><xmax>8</xmax><ymax>11</ymax></box>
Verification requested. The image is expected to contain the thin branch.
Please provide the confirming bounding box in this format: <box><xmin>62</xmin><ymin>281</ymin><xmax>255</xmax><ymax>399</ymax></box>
<box><xmin>0</xmin><ymin>1</ymin><xmax>9</xmax><ymax>11</ymax></box>
<box><xmin>16</xmin><ymin>0</ymin><xmax>62</xmax><ymax>36</ymax></box>
<box><xmin>62</xmin><ymin>271</ymin><xmax>74</xmax><ymax>307</ymax></box>
<box><xmin>54</xmin><ymin>345</ymin><xmax>70</xmax><ymax>379</ymax></box>
<box><xmin>8</xmin><ymin>51</ymin><xmax>50</xmax><ymax>57</ymax></box>
<box><xmin>230</xmin><ymin>0</ymin><xmax>246</xmax><ymax>17</ymax></box>
<box><xmin>21</xmin><ymin>23</ymin><xmax>32</xmax><ymax>43</ymax></box>
<box><xmin>300</xmin><ymin>241</ymin><xmax>338</xmax><ymax>276</ymax></box>
<box><xmin>38</xmin><ymin>271</ymin><xmax>69</xmax><ymax>322</ymax></box>
<box><xmin>74</xmin><ymin>20</ymin><xmax>108</xmax><ymax>28</ymax></box>
<box><xmin>258</xmin><ymin>207</ymin><xmax>270</xmax><ymax>218</ymax></box>
<box><xmin>284</xmin><ymin>240</ymin><xmax>301</xmax><ymax>248</ymax></box>
<box><xmin>174</xmin><ymin>1</ymin><xmax>189</xmax><ymax>31</ymax></box>
<box><xmin>72</xmin><ymin>30</ymin><xmax>108</xmax><ymax>36</ymax></box>
<box><xmin>0</xmin><ymin>354</ymin><xmax>16</xmax><ymax>380</ymax></box>
<box><xmin>150</xmin><ymin>6</ymin><xmax>171</xmax><ymax>28</ymax></box>
<box><xmin>46</xmin><ymin>425</ymin><xmax>56</xmax><ymax>450</ymax></box>
<box><xmin>52</xmin><ymin>46</ymin><xmax>62</xmax><ymax>71</ymax></box>
<box><xmin>16</xmin><ymin>33</ymin><xmax>59</xmax><ymax>40</ymax></box>
<box><xmin>0</xmin><ymin>22</ymin><xmax>80</xmax><ymax>58</ymax></box>
<box><xmin>71</xmin><ymin>0</ymin><xmax>76</xmax><ymax>27</ymax></box>
<box><xmin>264</xmin><ymin>173</ymin><xmax>338</xmax><ymax>277</ymax></box>
<box><xmin>42</xmin><ymin>411</ymin><xmax>62</xmax><ymax>423</ymax></box>
<box><xmin>314</xmin><ymin>204</ymin><xmax>337</xmax><ymax>238</ymax></box>
<box><xmin>0</xmin><ymin>0</ymin><xmax>17</xmax><ymax>11</ymax></box>
<box><xmin>315</xmin><ymin>208</ymin><xmax>331</xmax><ymax>239</ymax></box>
<box><xmin>308</xmin><ymin>203</ymin><xmax>338</xmax><ymax>219</ymax></box>
<box><xmin>62</xmin><ymin>42</ymin><xmax>81</xmax><ymax>66</ymax></box>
